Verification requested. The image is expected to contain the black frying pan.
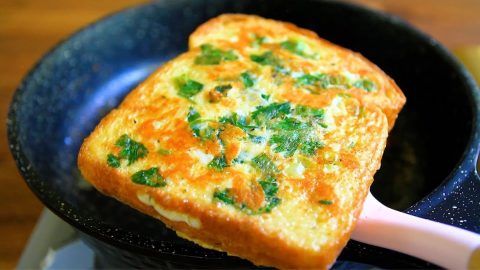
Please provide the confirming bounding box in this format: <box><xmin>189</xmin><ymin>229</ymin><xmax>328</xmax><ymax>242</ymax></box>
<box><xmin>8</xmin><ymin>0</ymin><xmax>480</xmax><ymax>268</ymax></box>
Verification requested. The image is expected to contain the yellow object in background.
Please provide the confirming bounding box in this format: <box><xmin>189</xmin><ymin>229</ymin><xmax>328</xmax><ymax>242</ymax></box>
<box><xmin>454</xmin><ymin>46</ymin><xmax>480</xmax><ymax>85</ymax></box>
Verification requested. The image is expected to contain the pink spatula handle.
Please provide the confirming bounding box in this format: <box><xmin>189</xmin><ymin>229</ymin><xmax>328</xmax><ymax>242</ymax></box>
<box><xmin>352</xmin><ymin>193</ymin><xmax>480</xmax><ymax>269</ymax></box>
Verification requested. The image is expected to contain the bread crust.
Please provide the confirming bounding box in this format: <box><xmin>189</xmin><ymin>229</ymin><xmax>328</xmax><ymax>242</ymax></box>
<box><xmin>78</xmin><ymin>110</ymin><xmax>387</xmax><ymax>269</ymax></box>
<box><xmin>78</xmin><ymin>14</ymin><xmax>399</xmax><ymax>269</ymax></box>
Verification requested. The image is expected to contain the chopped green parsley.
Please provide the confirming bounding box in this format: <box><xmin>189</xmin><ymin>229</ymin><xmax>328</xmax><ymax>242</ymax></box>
<box><xmin>297</xmin><ymin>74</ymin><xmax>323</xmax><ymax>86</ymax></box>
<box><xmin>157</xmin><ymin>148</ymin><xmax>172</xmax><ymax>155</ymax></box>
<box><xmin>250</xmin><ymin>51</ymin><xmax>281</xmax><ymax>67</ymax></box>
<box><xmin>269</xmin><ymin>128</ymin><xmax>324</xmax><ymax>157</ymax></box>
<box><xmin>251</xmin><ymin>102</ymin><xmax>291</xmax><ymax>125</ymax></box>
<box><xmin>297</xmin><ymin>73</ymin><xmax>377</xmax><ymax>92</ymax></box>
<box><xmin>187</xmin><ymin>106</ymin><xmax>201</xmax><ymax>122</ymax></box>
<box><xmin>215</xmin><ymin>84</ymin><xmax>232</xmax><ymax>94</ymax></box>
<box><xmin>280</xmin><ymin>39</ymin><xmax>316</xmax><ymax>59</ymax></box>
<box><xmin>300</xmin><ymin>140</ymin><xmax>325</xmax><ymax>156</ymax></box>
<box><xmin>107</xmin><ymin>154</ymin><xmax>120</xmax><ymax>168</ymax></box>
<box><xmin>114</xmin><ymin>134</ymin><xmax>148</xmax><ymax>165</ymax></box>
<box><xmin>213</xmin><ymin>188</ymin><xmax>235</xmax><ymax>205</ymax></box>
<box><xmin>260</xmin><ymin>94</ymin><xmax>270</xmax><ymax>101</ymax></box>
<box><xmin>251</xmin><ymin>35</ymin><xmax>266</xmax><ymax>48</ymax></box>
<box><xmin>353</xmin><ymin>79</ymin><xmax>376</xmax><ymax>92</ymax></box>
<box><xmin>272</xmin><ymin>117</ymin><xmax>310</xmax><ymax>131</ymax></box>
<box><xmin>297</xmin><ymin>73</ymin><xmax>347</xmax><ymax>89</ymax></box>
<box><xmin>319</xmin><ymin>199</ymin><xmax>333</xmax><ymax>205</ymax></box>
<box><xmin>195</xmin><ymin>44</ymin><xmax>238</xmax><ymax>65</ymax></box>
<box><xmin>213</xmin><ymin>175</ymin><xmax>281</xmax><ymax>214</ymax></box>
<box><xmin>240</xmin><ymin>72</ymin><xmax>255</xmax><ymax>88</ymax></box>
<box><xmin>219</xmin><ymin>112</ymin><xmax>255</xmax><ymax>131</ymax></box>
<box><xmin>295</xmin><ymin>105</ymin><xmax>325</xmax><ymax>120</ymax></box>
<box><xmin>175</xmin><ymin>76</ymin><xmax>204</xmax><ymax>98</ymax></box>
<box><xmin>251</xmin><ymin>153</ymin><xmax>278</xmax><ymax>174</ymax></box>
<box><xmin>265</xmin><ymin>105</ymin><xmax>326</xmax><ymax>157</ymax></box>
<box><xmin>269</xmin><ymin>131</ymin><xmax>301</xmax><ymax>157</ymax></box>
<box><xmin>131</xmin><ymin>167</ymin><xmax>166</xmax><ymax>187</ymax></box>
<box><xmin>187</xmin><ymin>107</ymin><xmax>215</xmax><ymax>140</ymax></box>
<box><xmin>257</xmin><ymin>176</ymin><xmax>281</xmax><ymax>213</ymax></box>
<box><xmin>208</xmin><ymin>154</ymin><xmax>228</xmax><ymax>172</ymax></box>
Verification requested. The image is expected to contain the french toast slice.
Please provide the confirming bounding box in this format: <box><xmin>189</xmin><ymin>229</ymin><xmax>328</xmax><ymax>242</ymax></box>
<box><xmin>78</xmin><ymin>14</ymin><xmax>400</xmax><ymax>269</ymax></box>
<box><xmin>189</xmin><ymin>14</ymin><xmax>405</xmax><ymax>130</ymax></box>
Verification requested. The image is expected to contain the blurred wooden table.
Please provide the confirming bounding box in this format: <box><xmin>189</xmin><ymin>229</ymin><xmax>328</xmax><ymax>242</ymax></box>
<box><xmin>0</xmin><ymin>0</ymin><xmax>479</xmax><ymax>268</ymax></box>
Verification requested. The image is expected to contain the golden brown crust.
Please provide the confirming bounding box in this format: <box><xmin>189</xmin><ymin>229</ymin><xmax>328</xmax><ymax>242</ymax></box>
<box><xmin>79</xmin><ymin>112</ymin><xmax>387</xmax><ymax>270</ymax></box>
<box><xmin>78</xmin><ymin>14</ymin><xmax>400</xmax><ymax>269</ymax></box>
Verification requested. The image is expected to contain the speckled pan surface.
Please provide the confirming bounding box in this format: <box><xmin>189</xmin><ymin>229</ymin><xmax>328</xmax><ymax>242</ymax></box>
<box><xmin>7</xmin><ymin>0</ymin><xmax>480</xmax><ymax>268</ymax></box>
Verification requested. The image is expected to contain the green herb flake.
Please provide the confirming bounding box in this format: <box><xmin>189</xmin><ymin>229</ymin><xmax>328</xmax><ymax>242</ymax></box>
<box><xmin>175</xmin><ymin>76</ymin><xmax>204</xmax><ymax>98</ymax></box>
<box><xmin>250</xmin><ymin>51</ymin><xmax>281</xmax><ymax>67</ymax></box>
<box><xmin>319</xmin><ymin>199</ymin><xmax>333</xmax><ymax>205</ymax></box>
<box><xmin>187</xmin><ymin>107</ymin><xmax>215</xmax><ymax>140</ymax></box>
<box><xmin>251</xmin><ymin>102</ymin><xmax>291</xmax><ymax>125</ymax></box>
<box><xmin>195</xmin><ymin>44</ymin><xmax>238</xmax><ymax>65</ymax></box>
<box><xmin>219</xmin><ymin>113</ymin><xmax>255</xmax><ymax>131</ymax></box>
<box><xmin>358</xmin><ymin>106</ymin><xmax>366</xmax><ymax>118</ymax></box>
<box><xmin>294</xmin><ymin>105</ymin><xmax>312</xmax><ymax>116</ymax></box>
<box><xmin>260</xmin><ymin>197</ymin><xmax>281</xmax><ymax>213</ymax></box>
<box><xmin>311</xmin><ymin>108</ymin><xmax>325</xmax><ymax>119</ymax></box>
<box><xmin>251</xmin><ymin>153</ymin><xmax>278</xmax><ymax>174</ymax></box>
<box><xmin>251</xmin><ymin>35</ymin><xmax>266</xmax><ymax>47</ymax></box>
<box><xmin>296</xmin><ymin>73</ymin><xmax>348</xmax><ymax>90</ymax></box>
<box><xmin>208</xmin><ymin>154</ymin><xmax>228</xmax><ymax>172</ymax></box>
<box><xmin>213</xmin><ymin>188</ymin><xmax>235</xmax><ymax>205</ymax></box>
<box><xmin>260</xmin><ymin>94</ymin><xmax>270</xmax><ymax>101</ymax></box>
<box><xmin>258</xmin><ymin>175</ymin><xmax>278</xmax><ymax>200</ymax></box>
<box><xmin>295</xmin><ymin>105</ymin><xmax>325</xmax><ymax>120</ymax></box>
<box><xmin>337</xmin><ymin>93</ymin><xmax>352</xmax><ymax>98</ymax></box>
<box><xmin>269</xmin><ymin>118</ymin><xmax>312</xmax><ymax>156</ymax></box>
<box><xmin>300</xmin><ymin>140</ymin><xmax>324</xmax><ymax>156</ymax></box>
<box><xmin>272</xmin><ymin>117</ymin><xmax>310</xmax><ymax>131</ymax></box>
<box><xmin>115</xmin><ymin>134</ymin><xmax>148</xmax><ymax>165</ymax></box>
<box><xmin>199</xmin><ymin>126</ymin><xmax>215</xmax><ymax>140</ymax></box>
<box><xmin>353</xmin><ymin>79</ymin><xmax>376</xmax><ymax>92</ymax></box>
<box><xmin>280</xmin><ymin>39</ymin><xmax>316</xmax><ymax>59</ymax></box>
<box><xmin>267</xmin><ymin>105</ymin><xmax>327</xmax><ymax>157</ymax></box>
<box><xmin>270</xmin><ymin>130</ymin><xmax>323</xmax><ymax>157</ymax></box>
<box><xmin>212</xmin><ymin>177</ymin><xmax>282</xmax><ymax>214</ymax></box>
<box><xmin>187</xmin><ymin>107</ymin><xmax>201</xmax><ymax>122</ymax></box>
<box><xmin>328</xmin><ymin>75</ymin><xmax>348</xmax><ymax>87</ymax></box>
<box><xmin>297</xmin><ymin>74</ymin><xmax>322</xmax><ymax>86</ymax></box>
<box><xmin>157</xmin><ymin>148</ymin><xmax>172</xmax><ymax>155</ymax></box>
<box><xmin>131</xmin><ymin>167</ymin><xmax>166</xmax><ymax>187</ymax></box>
<box><xmin>258</xmin><ymin>176</ymin><xmax>281</xmax><ymax>213</ymax></box>
<box><xmin>240</xmin><ymin>72</ymin><xmax>255</xmax><ymax>88</ymax></box>
<box><xmin>269</xmin><ymin>132</ymin><xmax>301</xmax><ymax>157</ymax></box>
<box><xmin>215</xmin><ymin>84</ymin><xmax>232</xmax><ymax>94</ymax></box>
<box><xmin>190</xmin><ymin>123</ymin><xmax>215</xmax><ymax>140</ymax></box>
<box><xmin>107</xmin><ymin>154</ymin><xmax>120</xmax><ymax>168</ymax></box>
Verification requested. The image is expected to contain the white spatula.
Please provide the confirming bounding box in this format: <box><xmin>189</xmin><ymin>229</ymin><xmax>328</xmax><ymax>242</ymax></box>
<box><xmin>352</xmin><ymin>192</ymin><xmax>480</xmax><ymax>269</ymax></box>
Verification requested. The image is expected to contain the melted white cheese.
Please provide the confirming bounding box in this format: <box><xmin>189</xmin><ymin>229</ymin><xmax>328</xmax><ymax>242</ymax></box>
<box><xmin>137</xmin><ymin>193</ymin><xmax>202</xmax><ymax>229</ymax></box>
<box><xmin>188</xmin><ymin>148</ymin><xmax>214</xmax><ymax>165</ymax></box>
